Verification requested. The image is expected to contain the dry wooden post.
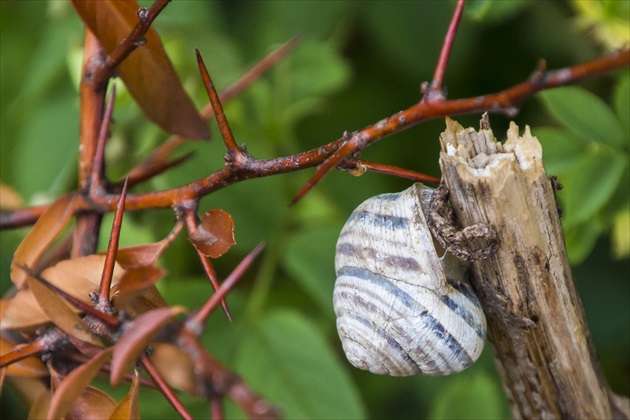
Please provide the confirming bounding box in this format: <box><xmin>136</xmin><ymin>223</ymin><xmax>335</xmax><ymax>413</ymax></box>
<box><xmin>438</xmin><ymin>116</ymin><xmax>629</xmax><ymax>419</ymax></box>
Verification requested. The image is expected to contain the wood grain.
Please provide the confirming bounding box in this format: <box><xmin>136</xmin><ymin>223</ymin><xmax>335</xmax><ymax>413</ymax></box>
<box><xmin>438</xmin><ymin>117</ymin><xmax>629</xmax><ymax>419</ymax></box>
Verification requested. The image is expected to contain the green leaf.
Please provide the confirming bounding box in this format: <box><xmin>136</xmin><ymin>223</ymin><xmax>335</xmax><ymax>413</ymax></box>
<box><xmin>560</xmin><ymin>145</ymin><xmax>627</xmax><ymax>227</ymax></box>
<box><xmin>539</xmin><ymin>86</ymin><xmax>625</xmax><ymax>148</ymax></box>
<box><xmin>564</xmin><ymin>219</ymin><xmax>602</xmax><ymax>264</ymax></box>
<box><xmin>235</xmin><ymin>309</ymin><xmax>366</xmax><ymax>419</ymax></box>
<box><xmin>281</xmin><ymin>40</ymin><xmax>351</xmax><ymax>101</ymax></box>
<box><xmin>536</xmin><ymin>127</ymin><xmax>588</xmax><ymax>175</ymax></box>
<box><xmin>427</xmin><ymin>370</ymin><xmax>506</xmax><ymax>419</ymax></box>
<box><xmin>613</xmin><ymin>74</ymin><xmax>630</xmax><ymax>143</ymax></box>
<box><xmin>282</xmin><ymin>224</ymin><xmax>340</xmax><ymax>315</ymax></box>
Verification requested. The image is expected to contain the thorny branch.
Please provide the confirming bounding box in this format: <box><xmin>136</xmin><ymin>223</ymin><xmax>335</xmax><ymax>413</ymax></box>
<box><xmin>1</xmin><ymin>48</ymin><xmax>628</xmax><ymax>228</ymax></box>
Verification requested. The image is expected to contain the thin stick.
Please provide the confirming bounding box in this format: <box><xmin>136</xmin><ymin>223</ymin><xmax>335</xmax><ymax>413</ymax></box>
<box><xmin>190</xmin><ymin>242</ymin><xmax>265</xmax><ymax>329</ymax></box>
<box><xmin>0</xmin><ymin>341</ymin><xmax>46</xmax><ymax>369</ymax></box>
<box><xmin>196</xmin><ymin>49</ymin><xmax>243</xmax><ymax>163</ymax></box>
<box><xmin>427</xmin><ymin>0</ymin><xmax>465</xmax><ymax>97</ymax></box>
<box><xmin>140</xmin><ymin>354</ymin><xmax>193</xmax><ymax>420</ymax></box>
<box><xmin>339</xmin><ymin>158</ymin><xmax>441</xmax><ymax>184</ymax></box>
<box><xmin>90</xmin><ymin>85</ymin><xmax>117</xmax><ymax>191</ymax></box>
<box><xmin>98</xmin><ymin>178</ymin><xmax>128</xmax><ymax>307</ymax></box>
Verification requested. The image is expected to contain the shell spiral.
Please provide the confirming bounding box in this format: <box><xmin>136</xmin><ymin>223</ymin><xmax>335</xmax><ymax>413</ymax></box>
<box><xmin>334</xmin><ymin>184</ymin><xmax>486</xmax><ymax>376</ymax></box>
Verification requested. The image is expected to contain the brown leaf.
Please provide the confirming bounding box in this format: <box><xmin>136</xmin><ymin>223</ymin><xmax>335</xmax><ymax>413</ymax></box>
<box><xmin>0</xmin><ymin>183</ymin><xmax>24</xmax><ymax>210</ymax></box>
<box><xmin>116</xmin><ymin>241</ymin><xmax>169</xmax><ymax>269</ymax></box>
<box><xmin>0</xmin><ymin>338</ymin><xmax>47</xmax><ymax>378</ymax></box>
<box><xmin>2</xmin><ymin>288</ymin><xmax>55</xmax><ymax>331</ymax></box>
<box><xmin>2</xmin><ymin>255</ymin><xmax>124</xmax><ymax>331</ymax></box>
<box><xmin>11</xmin><ymin>193</ymin><xmax>76</xmax><ymax>288</ymax></box>
<box><xmin>109</xmin><ymin>369</ymin><xmax>141</xmax><ymax>419</ymax></box>
<box><xmin>26</xmin><ymin>275</ymin><xmax>102</xmax><ymax>347</ymax></box>
<box><xmin>28</xmin><ymin>389</ymin><xmax>52</xmax><ymax>420</ymax></box>
<box><xmin>114</xmin><ymin>266</ymin><xmax>166</xmax><ymax>299</ymax></box>
<box><xmin>48</xmin><ymin>348</ymin><xmax>112</xmax><ymax>419</ymax></box>
<box><xmin>114</xmin><ymin>285</ymin><xmax>168</xmax><ymax>318</ymax></box>
<box><xmin>110</xmin><ymin>306</ymin><xmax>186</xmax><ymax>386</ymax></box>
<box><xmin>70</xmin><ymin>0</ymin><xmax>209</xmax><ymax>140</ymax></box>
<box><xmin>150</xmin><ymin>343</ymin><xmax>199</xmax><ymax>395</ymax></box>
<box><xmin>188</xmin><ymin>209</ymin><xmax>236</xmax><ymax>258</ymax></box>
<box><xmin>67</xmin><ymin>385</ymin><xmax>117</xmax><ymax>420</ymax></box>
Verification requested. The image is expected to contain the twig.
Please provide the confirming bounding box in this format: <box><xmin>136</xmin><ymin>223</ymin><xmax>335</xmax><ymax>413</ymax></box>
<box><xmin>339</xmin><ymin>158</ymin><xmax>441</xmax><ymax>184</ymax></box>
<box><xmin>0</xmin><ymin>341</ymin><xmax>47</xmax><ymax>369</ymax></box>
<box><xmin>91</xmin><ymin>0</ymin><xmax>171</xmax><ymax>87</ymax></box>
<box><xmin>196</xmin><ymin>49</ymin><xmax>246</xmax><ymax>164</ymax></box>
<box><xmin>426</xmin><ymin>0</ymin><xmax>465</xmax><ymax>99</ymax></box>
<box><xmin>140</xmin><ymin>354</ymin><xmax>193</xmax><ymax>420</ymax></box>
<box><xmin>90</xmin><ymin>85</ymin><xmax>117</xmax><ymax>193</ymax></box>
<box><xmin>188</xmin><ymin>242</ymin><xmax>266</xmax><ymax>330</ymax></box>
<box><xmin>97</xmin><ymin>178</ymin><xmax>128</xmax><ymax>308</ymax></box>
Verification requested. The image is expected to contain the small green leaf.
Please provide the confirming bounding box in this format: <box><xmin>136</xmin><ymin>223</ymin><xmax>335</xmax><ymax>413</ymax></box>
<box><xmin>539</xmin><ymin>87</ymin><xmax>625</xmax><ymax>148</ymax></box>
<box><xmin>282</xmin><ymin>224</ymin><xmax>340</xmax><ymax>315</ymax></box>
<box><xmin>561</xmin><ymin>145</ymin><xmax>627</xmax><ymax>227</ymax></box>
<box><xmin>235</xmin><ymin>309</ymin><xmax>366</xmax><ymax>419</ymax></box>
<box><xmin>427</xmin><ymin>370</ymin><xmax>506</xmax><ymax>419</ymax></box>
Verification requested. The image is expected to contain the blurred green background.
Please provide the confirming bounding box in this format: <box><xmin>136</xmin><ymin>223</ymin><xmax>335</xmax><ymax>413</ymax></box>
<box><xmin>1</xmin><ymin>0</ymin><xmax>628</xmax><ymax>418</ymax></box>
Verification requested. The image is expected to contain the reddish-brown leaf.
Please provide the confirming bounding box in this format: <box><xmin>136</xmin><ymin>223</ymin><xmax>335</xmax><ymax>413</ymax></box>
<box><xmin>71</xmin><ymin>0</ymin><xmax>209</xmax><ymax>140</ymax></box>
<box><xmin>28</xmin><ymin>389</ymin><xmax>52</xmax><ymax>419</ymax></box>
<box><xmin>150</xmin><ymin>343</ymin><xmax>199</xmax><ymax>395</ymax></box>
<box><xmin>188</xmin><ymin>209</ymin><xmax>236</xmax><ymax>258</ymax></box>
<box><xmin>0</xmin><ymin>338</ymin><xmax>47</xmax><ymax>378</ymax></box>
<box><xmin>109</xmin><ymin>369</ymin><xmax>141</xmax><ymax>419</ymax></box>
<box><xmin>114</xmin><ymin>285</ymin><xmax>168</xmax><ymax>318</ymax></box>
<box><xmin>1</xmin><ymin>290</ymin><xmax>49</xmax><ymax>331</ymax></box>
<box><xmin>116</xmin><ymin>242</ymin><xmax>169</xmax><ymax>269</ymax></box>
<box><xmin>26</xmin><ymin>275</ymin><xmax>102</xmax><ymax>347</ymax></box>
<box><xmin>2</xmin><ymin>255</ymin><xmax>125</xmax><ymax>331</ymax></box>
<box><xmin>0</xmin><ymin>183</ymin><xmax>24</xmax><ymax>210</ymax></box>
<box><xmin>48</xmin><ymin>348</ymin><xmax>112</xmax><ymax>419</ymax></box>
<box><xmin>114</xmin><ymin>266</ymin><xmax>166</xmax><ymax>298</ymax></box>
<box><xmin>67</xmin><ymin>385</ymin><xmax>118</xmax><ymax>419</ymax></box>
<box><xmin>11</xmin><ymin>193</ymin><xmax>76</xmax><ymax>288</ymax></box>
<box><xmin>110</xmin><ymin>306</ymin><xmax>186</xmax><ymax>386</ymax></box>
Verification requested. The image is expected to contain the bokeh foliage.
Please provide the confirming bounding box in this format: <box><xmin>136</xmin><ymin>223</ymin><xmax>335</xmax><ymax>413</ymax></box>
<box><xmin>1</xmin><ymin>0</ymin><xmax>628</xmax><ymax>418</ymax></box>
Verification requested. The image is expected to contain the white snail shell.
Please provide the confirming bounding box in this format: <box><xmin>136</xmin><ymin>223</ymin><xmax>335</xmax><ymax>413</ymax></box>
<box><xmin>334</xmin><ymin>183</ymin><xmax>486</xmax><ymax>376</ymax></box>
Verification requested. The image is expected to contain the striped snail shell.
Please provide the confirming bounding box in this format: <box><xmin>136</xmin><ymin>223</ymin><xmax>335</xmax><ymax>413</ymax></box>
<box><xmin>334</xmin><ymin>183</ymin><xmax>486</xmax><ymax>376</ymax></box>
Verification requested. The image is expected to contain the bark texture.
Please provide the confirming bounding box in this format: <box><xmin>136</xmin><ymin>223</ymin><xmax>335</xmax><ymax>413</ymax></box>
<box><xmin>438</xmin><ymin>116</ymin><xmax>629</xmax><ymax>419</ymax></box>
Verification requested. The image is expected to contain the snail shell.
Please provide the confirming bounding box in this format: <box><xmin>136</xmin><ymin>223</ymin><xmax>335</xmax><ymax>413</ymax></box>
<box><xmin>334</xmin><ymin>183</ymin><xmax>486</xmax><ymax>376</ymax></box>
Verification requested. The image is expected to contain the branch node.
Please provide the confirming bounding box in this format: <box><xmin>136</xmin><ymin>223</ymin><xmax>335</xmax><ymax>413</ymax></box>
<box><xmin>137</xmin><ymin>7</ymin><xmax>150</xmax><ymax>23</ymax></box>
